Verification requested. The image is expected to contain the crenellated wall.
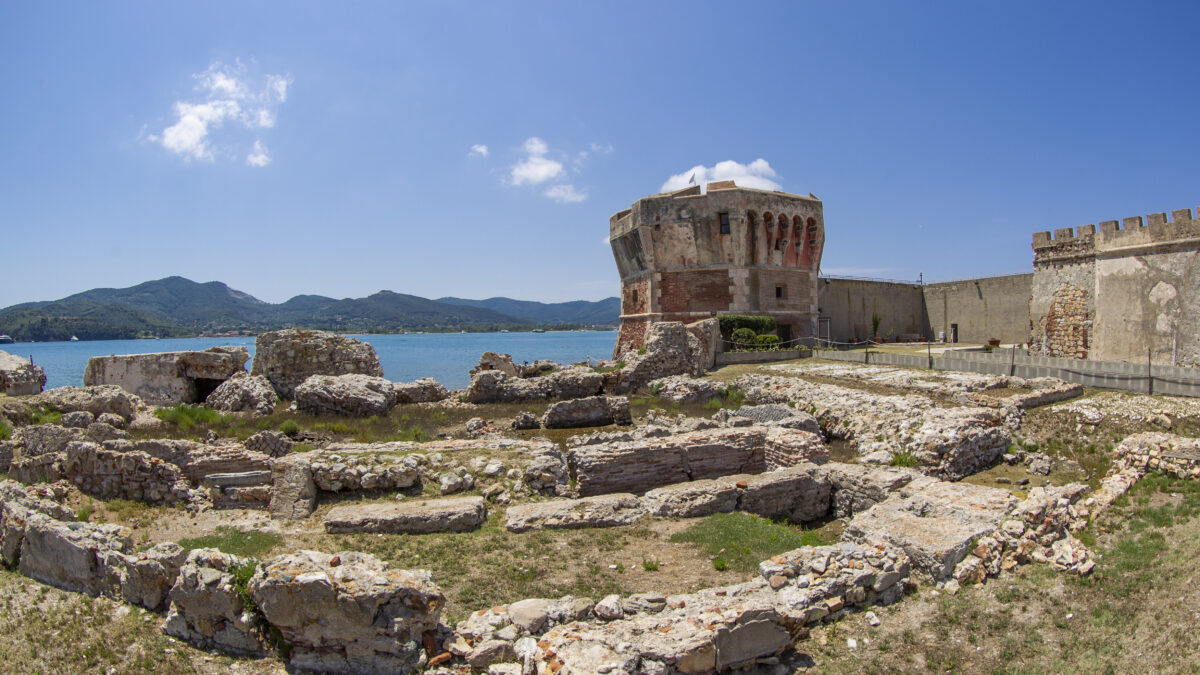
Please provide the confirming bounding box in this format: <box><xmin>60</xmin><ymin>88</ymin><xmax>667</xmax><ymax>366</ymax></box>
<box><xmin>1030</xmin><ymin>206</ymin><xmax>1200</xmax><ymax>367</ymax></box>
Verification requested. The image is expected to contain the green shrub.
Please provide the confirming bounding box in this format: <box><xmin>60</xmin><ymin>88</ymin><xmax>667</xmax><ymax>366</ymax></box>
<box><xmin>637</xmin><ymin>346</ymin><xmax>647</xmax><ymax>355</ymax></box>
<box><xmin>279</xmin><ymin>419</ymin><xmax>299</xmax><ymax>436</ymax></box>
<box><xmin>718</xmin><ymin>314</ymin><xmax>776</xmax><ymax>337</ymax></box>
<box><xmin>731</xmin><ymin>327</ymin><xmax>757</xmax><ymax>348</ymax></box>
<box><xmin>712</xmin><ymin>556</ymin><xmax>728</xmax><ymax>571</ymax></box>
<box><xmin>641</xmin><ymin>558</ymin><xmax>660</xmax><ymax>572</ymax></box>
<box><xmin>0</xmin><ymin>418</ymin><xmax>9</xmax><ymax>441</ymax></box>
<box><xmin>154</xmin><ymin>404</ymin><xmax>224</xmax><ymax>430</ymax></box>
<box><xmin>871</xmin><ymin>312</ymin><xmax>881</xmax><ymax>337</ymax></box>
<box><xmin>755</xmin><ymin>334</ymin><xmax>780</xmax><ymax>350</ymax></box>
<box><xmin>889</xmin><ymin>450</ymin><xmax>919</xmax><ymax>467</ymax></box>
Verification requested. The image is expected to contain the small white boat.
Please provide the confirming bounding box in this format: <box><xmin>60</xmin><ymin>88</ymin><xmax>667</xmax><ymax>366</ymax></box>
<box><xmin>0</xmin><ymin>335</ymin><xmax>13</xmax><ymax>344</ymax></box>
<box><xmin>69</xmin><ymin>335</ymin><xmax>80</xmax><ymax>342</ymax></box>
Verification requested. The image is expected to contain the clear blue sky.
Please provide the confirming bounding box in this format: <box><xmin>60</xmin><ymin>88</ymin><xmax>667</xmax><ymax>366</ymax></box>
<box><xmin>4</xmin><ymin>1</ymin><xmax>1199</xmax><ymax>308</ymax></box>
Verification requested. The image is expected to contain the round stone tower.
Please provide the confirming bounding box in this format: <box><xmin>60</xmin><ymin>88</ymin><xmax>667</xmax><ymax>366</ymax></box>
<box><xmin>609</xmin><ymin>180</ymin><xmax>825</xmax><ymax>358</ymax></box>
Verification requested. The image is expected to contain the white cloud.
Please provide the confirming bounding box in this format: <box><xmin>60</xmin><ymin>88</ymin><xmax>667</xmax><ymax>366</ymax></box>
<box><xmin>468</xmin><ymin>144</ymin><xmax>489</xmax><ymax>158</ymax></box>
<box><xmin>509</xmin><ymin>136</ymin><xmax>563</xmax><ymax>185</ymax></box>
<box><xmin>589</xmin><ymin>142</ymin><xmax>614</xmax><ymax>154</ymax></box>
<box><xmin>544</xmin><ymin>184</ymin><xmax>588</xmax><ymax>203</ymax></box>
<box><xmin>155</xmin><ymin>61</ymin><xmax>292</xmax><ymax>163</ymax></box>
<box><xmin>660</xmin><ymin>158</ymin><xmax>782</xmax><ymax>193</ymax></box>
<box><xmin>246</xmin><ymin>140</ymin><xmax>271</xmax><ymax>167</ymax></box>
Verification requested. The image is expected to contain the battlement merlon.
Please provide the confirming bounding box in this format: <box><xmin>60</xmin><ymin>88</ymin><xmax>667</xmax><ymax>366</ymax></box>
<box><xmin>1032</xmin><ymin>206</ymin><xmax>1200</xmax><ymax>260</ymax></box>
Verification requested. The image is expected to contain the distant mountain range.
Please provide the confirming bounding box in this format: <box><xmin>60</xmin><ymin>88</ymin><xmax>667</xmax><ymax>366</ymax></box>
<box><xmin>0</xmin><ymin>277</ymin><xmax>620</xmax><ymax>341</ymax></box>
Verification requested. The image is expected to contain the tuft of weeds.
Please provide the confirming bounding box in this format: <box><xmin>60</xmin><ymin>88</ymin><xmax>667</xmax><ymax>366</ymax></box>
<box><xmin>75</xmin><ymin>499</ymin><xmax>95</xmax><ymax>522</ymax></box>
<box><xmin>0</xmin><ymin>418</ymin><xmax>9</xmax><ymax>441</ymax></box>
<box><xmin>641</xmin><ymin>558</ymin><xmax>660</xmax><ymax>572</ymax></box>
<box><xmin>889</xmin><ymin>450</ymin><xmax>919</xmax><ymax>467</ymax></box>
<box><xmin>153</xmin><ymin>404</ymin><xmax>225</xmax><ymax>430</ymax></box>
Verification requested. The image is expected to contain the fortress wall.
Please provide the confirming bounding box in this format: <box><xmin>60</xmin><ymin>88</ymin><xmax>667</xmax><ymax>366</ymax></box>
<box><xmin>923</xmin><ymin>274</ymin><xmax>1033</xmax><ymax>344</ymax></box>
<box><xmin>1092</xmin><ymin>208</ymin><xmax>1200</xmax><ymax>367</ymax></box>
<box><xmin>817</xmin><ymin>279</ymin><xmax>925</xmax><ymax>342</ymax></box>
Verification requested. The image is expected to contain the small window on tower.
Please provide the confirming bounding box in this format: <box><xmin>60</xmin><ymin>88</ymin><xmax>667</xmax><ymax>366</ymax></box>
<box><xmin>718</xmin><ymin>212</ymin><xmax>730</xmax><ymax>234</ymax></box>
<box><xmin>775</xmin><ymin>238</ymin><xmax>785</xmax><ymax>251</ymax></box>
<box><xmin>631</xmin><ymin>289</ymin><xmax>639</xmax><ymax>305</ymax></box>
<box><xmin>776</xmin><ymin>285</ymin><xmax>786</xmax><ymax>299</ymax></box>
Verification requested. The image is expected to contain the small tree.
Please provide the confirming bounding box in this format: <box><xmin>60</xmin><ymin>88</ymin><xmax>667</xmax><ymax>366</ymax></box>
<box><xmin>871</xmin><ymin>312</ymin><xmax>881</xmax><ymax>337</ymax></box>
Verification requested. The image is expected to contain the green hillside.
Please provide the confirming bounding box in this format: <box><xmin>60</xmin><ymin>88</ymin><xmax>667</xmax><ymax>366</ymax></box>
<box><xmin>0</xmin><ymin>277</ymin><xmax>619</xmax><ymax>341</ymax></box>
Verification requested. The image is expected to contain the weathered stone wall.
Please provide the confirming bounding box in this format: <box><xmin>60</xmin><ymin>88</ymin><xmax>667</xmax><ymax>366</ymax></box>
<box><xmin>84</xmin><ymin>348</ymin><xmax>249</xmax><ymax>405</ymax></box>
<box><xmin>922</xmin><ymin>273</ymin><xmax>1033</xmax><ymax>344</ymax></box>
<box><xmin>1092</xmin><ymin>208</ymin><xmax>1200</xmax><ymax>367</ymax></box>
<box><xmin>1030</xmin><ymin>226</ymin><xmax>1096</xmax><ymax>358</ymax></box>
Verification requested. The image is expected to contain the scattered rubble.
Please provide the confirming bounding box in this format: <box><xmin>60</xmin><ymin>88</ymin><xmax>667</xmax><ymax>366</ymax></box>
<box><xmin>541</xmin><ymin>395</ymin><xmax>631</xmax><ymax>428</ymax></box>
<box><xmin>205</xmin><ymin>372</ymin><xmax>279</xmax><ymax>415</ymax></box>
<box><xmin>393</xmin><ymin>377</ymin><xmax>450</xmax><ymax>404</ymax></box>
<box><xmin>294</xmin><ymin>373</ymin><xmax>398</xmax><ymax>416</ymax></box>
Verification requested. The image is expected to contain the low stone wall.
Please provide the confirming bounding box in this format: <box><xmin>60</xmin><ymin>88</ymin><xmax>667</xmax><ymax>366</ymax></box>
<box><xmin>715</xmin><ymin>349</ymin><xmax>811</xmax><ymax>365</ymax></box>
<box><xmin>63</xmin><ymin>441</ymin><xmax>191</xmax><ymax>504</ymax></box>
<box><xmin>1112</xmin><ymin>432</ymin><xmax>1200</xmax><ymax>478</ymax></box>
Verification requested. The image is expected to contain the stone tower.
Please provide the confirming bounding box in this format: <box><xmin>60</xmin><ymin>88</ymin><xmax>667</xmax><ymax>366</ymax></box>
<box><xmin>609</xmin><ymin>181</ymin><xmax>825</xmax><ymax>358</ymax></box>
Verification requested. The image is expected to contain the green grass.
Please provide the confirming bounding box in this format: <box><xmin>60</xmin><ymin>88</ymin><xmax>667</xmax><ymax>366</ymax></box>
<box><xmin>669</xmin><ymin>512</ymin><xmax>837</xmax><ymax>575</ymax></box>
<box><xmin>641</xmin><ymin>558</ymin><xmax>660</xmax><ymax>571</ymax></box>
<box><xmin>889</xmin><ymin>450</ymin><xmax>919</xmax><ymax>467</ymax></box>
<box><xmin>154</xmin><ymin>404</ymin><xmax>226</xmax><ymax>430</ymax></box>
<box><xmin>26</xmin><ymin>405</ymin><xmax>62</xmax><ymax>425</ymax></box>
<box><xmin>178</xmin><ymin>526</ymin><xmax>283</xmax><ymax>558</ymax></box>
<box><xmin>279</xmin><ymin>419</ymin><xmax>299</xmax><ymax>436</ymax></box>
<box><xmin>0</xmin><ymin>418</ymin><xmax>8</xmax><ymax>441</ymax></box>
<box><xmin>75</xmin><ymin>499</ymin><xmax>96</xmax><ymax>522</ymax></box>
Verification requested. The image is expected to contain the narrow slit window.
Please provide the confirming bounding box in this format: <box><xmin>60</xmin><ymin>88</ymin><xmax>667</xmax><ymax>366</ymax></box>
<box><xmin>775</xmin><ymin>285</ymin><xmax>786</xmax><ymax>299</ymax></box>
<box><xmin>718</xmin><ymin>212</ymin><xmax>730</xmax><ymax>234</ymax></box>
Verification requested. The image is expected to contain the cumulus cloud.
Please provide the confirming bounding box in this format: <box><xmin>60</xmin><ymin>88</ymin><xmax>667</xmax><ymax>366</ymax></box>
<box><xmin>660</xmin><ymin>158</ymin><xmax>782</xmax><ymax>193</ymax></box>
<box><xmin>509</xmin><ymin>136</ymin><xmax>564</xmax><ymax>185</ymax></box>
<box><xmin>156</xmin><ymin>61</ymin><xmax>292</xmax><ymax>163</ymax></box>
<box><xmin>544</xmin><ymin>184</ymin><xmax>588</xmax><ymax>203</ymax></box>
<box><xmin>468</xmin><ymin>144</ymin><xmax>489</xmax><ymax>158</ymax></box>
<box><xmin>589</xmin><ymin>142</ymin><xmax>614</xmax><ymax>154</ymax></box>
<box><xmin>246</xmin><ymin>140</ymin><xmax>271</xmax><ymax>167</ymax></box>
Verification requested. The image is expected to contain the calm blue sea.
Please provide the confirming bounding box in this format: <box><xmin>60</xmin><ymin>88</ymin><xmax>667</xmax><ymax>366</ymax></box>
<box><xmin>9</xmin><ymin>331</ymin><xmax>619</xmax><ymax>391</ymax></box>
